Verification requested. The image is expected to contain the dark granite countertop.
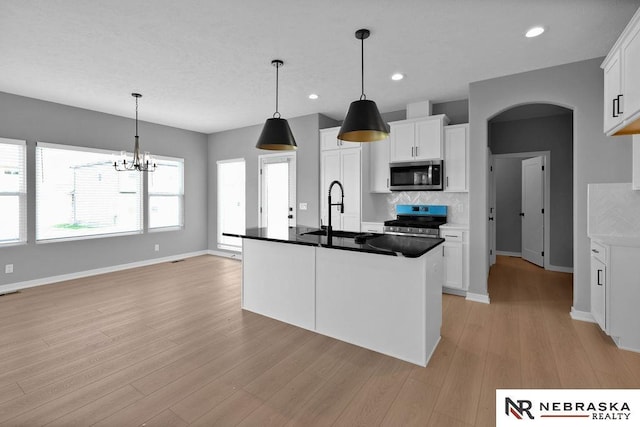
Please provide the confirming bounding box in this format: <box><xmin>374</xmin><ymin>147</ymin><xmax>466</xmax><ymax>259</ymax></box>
<box><xmin>223</xmin><ymin>226</ymin><xmax>444</xmax><ymax>258</ymax></box>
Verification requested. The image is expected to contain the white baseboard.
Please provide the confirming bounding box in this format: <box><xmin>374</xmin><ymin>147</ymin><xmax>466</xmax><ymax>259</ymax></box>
<box><xmin>466</xmin><ymin>292</ymin><xmax>490</xmax><ymax>304</ymax></box>
<box><xmin>570</xmin><ymin>307</ymin><xmax>596</xmax><ymax>323</ymax></box>
<box><xmin>442</xmin><ymin>287</ymin><xmax>466</xmax><ymax>297</ymax></box>
<box><xmin>496</xmin><ymin>251</ymin><xmax>521</xmax><ymax>257</ymax></box>
<box><xmin>0</xmin><ymin>250</ymin><xmax>209</xmax><ymax>295</ymax></box>
<box><xmin>208</xmin><ymin>249</ymin><xmax>242</xmax><ymax>260</ymax></box>
<box><xmin>547</xmin><ymin>264</ymin><xmax>573</xmax><ymax>273</ymax></box>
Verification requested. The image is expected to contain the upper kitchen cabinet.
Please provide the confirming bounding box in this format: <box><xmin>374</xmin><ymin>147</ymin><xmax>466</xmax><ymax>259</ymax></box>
<box><xmin>389</xmin><ymin>115</ymin><xmax>450</xmax><ymax>162</ymax></box>
<box><xmin>320</xmin><ymin>146</ymin><xmax>361</xmax><ymax>232</ymax></box>
<box><xmin>444</xmin><ymin>124</ymin><xmax>469</xmax><ymax>192</ymax></box>
<box><xmin>369</xmin><ymin>135</ymin><xmax>391</xmax><ymax>193</ymax></box>
<box><xmin>602</xmin><ymin>7</ymin><xmax>640</xmax><ymax>136</ymax></box>
<box><xmin>320</xmin><ymin>127</ymin><xmax>361</xmax><ymax>151</ymax></box>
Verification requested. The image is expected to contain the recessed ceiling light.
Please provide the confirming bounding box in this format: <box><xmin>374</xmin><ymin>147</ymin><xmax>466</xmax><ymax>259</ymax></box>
<box><xmin>391</xmin><ymin>73</ymin><xmax>404</xmax><ymax>81</ymax></box>
<box><xmin>525</xmin><ymin>26</ymin><xmax>545</xmax><ymax>38</ymax></box>
<box><xmin>308</xmin><ymin>93</ymin><xmax>319</xmax><ymax>100</ymax></box>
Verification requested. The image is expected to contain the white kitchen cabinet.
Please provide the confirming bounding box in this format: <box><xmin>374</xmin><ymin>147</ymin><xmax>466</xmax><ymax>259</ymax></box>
<box><xmin>389</xmin><ymin>115</ymin><xmax>450</xmax><ymax>162</ymax></box>
<box><xmin>320</xmin><ymin>126</ymin><xmax>361</xmax><ymax>151</ymax></box>
<box><xmin>603</xmin><ymin>50</ymin><xmax>623</xmax><ymax>134</ymax></box>
<box><xmin>633</xmin><ymin>136</ymin><xmax>640</xmax><ymax>190</ymax></box>
<box><xmin>590</xmin><ymin>238</ymin><xmax>640</xmax><ymax>352</ymax></box>
<box><xmin>321</xmin><ymin>147</ymin><xmax>361</xmax><ymax>232</ymax></box>
<box><xmin>590</xmin><ymin>242</ymin><xmax>607</xmax><ymax>331</ymax></box>
<box><xmin>369</xmin><ymin>135</ymin><xmax>391</xmax><ymax>193</ymax></box>
<box><xmin>440</xmin><ymin>226</ymin><xmax>469</xmax><ymax>293</ymax></box>
<box><xmin>444</xmin><ymin>124</ymin><xmax>468</xmax><ymax>192</ymax></box>
<box><xmin>361</xmin><ymin>222</ymin><xmax>384</xmax><ymax>233</ymax></box>
<box><xmin>602</xmin><ymin>7</ymin><xmax>640</xmax><ymax>136</ymax></box>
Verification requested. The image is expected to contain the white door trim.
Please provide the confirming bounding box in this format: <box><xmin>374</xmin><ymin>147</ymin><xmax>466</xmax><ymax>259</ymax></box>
<box><xmin>258</xmin><ymin>152</ymin><xmax>297</xmax><ymax>229</ymax></box>
<box><xmin>492</xmin><ymin>151</ymin><xmax>551</xmax><ymax>270</ymax></box>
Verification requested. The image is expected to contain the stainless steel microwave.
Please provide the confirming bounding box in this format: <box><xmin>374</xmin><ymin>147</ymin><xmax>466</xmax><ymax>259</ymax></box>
<box><xmin>389</xmin><ymin>160</ymin><xmax>443</xmax><ymax>191</ymax></box>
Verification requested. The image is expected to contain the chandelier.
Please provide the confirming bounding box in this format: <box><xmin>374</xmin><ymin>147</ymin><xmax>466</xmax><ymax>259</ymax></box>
<box><xmin>114</xmin><ymin>93</ymin><xmax>157</xmax><ymax>172</ymax></box>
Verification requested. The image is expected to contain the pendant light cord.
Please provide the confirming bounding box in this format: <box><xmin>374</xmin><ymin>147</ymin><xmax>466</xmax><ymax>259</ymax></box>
<box><xmin>360</xmin><ymin>35</ymin><xmax>366</xmax><ymax>101</ymax></box>
<box><xmin>135</xmin><ymin>96</ymin><xmax>139</xmax><ymax>137</ymax></box>
<box><xmin>274</xmin><ymin>62</ymin><xmax>281</xmax><ymax>119</ymax></box>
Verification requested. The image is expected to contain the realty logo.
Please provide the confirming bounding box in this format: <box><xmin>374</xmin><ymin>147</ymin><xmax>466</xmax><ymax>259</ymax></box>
<box><xmin>506</xmin><ymin>397</ymin><xmax>535</xmax><ymax>420</ymax></box>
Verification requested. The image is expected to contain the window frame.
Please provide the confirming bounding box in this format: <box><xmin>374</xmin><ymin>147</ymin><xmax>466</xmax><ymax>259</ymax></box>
<box><xmin>147</xmin><ymin>155</ymin><xmax>185</xmax><ymax>232</ymax></box>
<box><xmin>0</xmin><ymin>137</ymin><xmax>27</xmax><ymax>247</ymax></box>
<box><xmin>35</xmin><ymin>141</ymin><xmax>144</xmax><ymax>244</ymax></box>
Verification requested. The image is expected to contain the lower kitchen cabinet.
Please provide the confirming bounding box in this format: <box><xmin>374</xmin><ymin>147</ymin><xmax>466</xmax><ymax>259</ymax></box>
<box><xmin>590</xmin><ymin>241</ymin><xmax>607</xmax><ymax>331</ymax></box>
<box><xmin>440</xmin><ymin>225</ymin><xmax>469</xmax><ymax>293</ymax></box>
<box><xmin>360</xmin><ymin>222</ymin><xmax>384</xmax><ymax>233</ymax></box>
<box><xmin>633</xmin><ymin>136</ymin><xmax>639</xmax><ymax>190</ymax></box>
<box><xmin>590</xmin><ymin>238</ymin><xmax>640</xmax><ymax>352</ymax></box>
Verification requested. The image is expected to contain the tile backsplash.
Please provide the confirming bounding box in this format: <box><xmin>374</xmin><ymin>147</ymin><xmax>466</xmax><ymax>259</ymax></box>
<box><xmin>385</xmin><ymin>191</ymin><xmax>469</xmax><ymax>224</ymax></box>
<box><xmin>588</xmin><ymin>183</ymin><xmax>640</xmax><ymax>237</ymax></box>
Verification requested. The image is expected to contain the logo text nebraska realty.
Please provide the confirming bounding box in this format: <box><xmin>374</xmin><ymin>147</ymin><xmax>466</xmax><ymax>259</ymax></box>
<box><xmin>497</xmin><ymin>390</ymin><xmax>640</xmax><ymax>426</ymax></box>
<box><xmin>505</xmin><ymin>396</ymin><xmax>631</xmax><ymax>420</ymax></box>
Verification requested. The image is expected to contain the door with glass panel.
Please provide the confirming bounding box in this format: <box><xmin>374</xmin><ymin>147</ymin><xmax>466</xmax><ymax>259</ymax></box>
<box><xmin>259</xmin><ymin>153</ymin><xmax>296</xmax><ymax>237</ymax></box>
<box><xmin>217</xmin><ymin>159</ymin><xmax>246</xmax><ymax>251</ymax></box>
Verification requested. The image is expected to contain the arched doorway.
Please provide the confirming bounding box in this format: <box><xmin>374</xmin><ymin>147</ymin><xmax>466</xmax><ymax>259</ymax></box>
<box><xmin>487</xmin><ymin>103</ymin><xmax>574</xmax><ymax>273</ymax></box>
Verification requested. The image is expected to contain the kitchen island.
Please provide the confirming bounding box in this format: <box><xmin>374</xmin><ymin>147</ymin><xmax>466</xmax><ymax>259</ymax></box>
<box><xmin>224</xmin><ymin>226</ymin><xmax>444</xmax><ymax>366</ymax></box>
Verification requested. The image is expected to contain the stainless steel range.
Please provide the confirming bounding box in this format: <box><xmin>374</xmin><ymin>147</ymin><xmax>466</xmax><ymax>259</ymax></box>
<box><xmin>383</xmin><ymin>205</ymin><xmax>447</xmax><ymax>238</ymax></box>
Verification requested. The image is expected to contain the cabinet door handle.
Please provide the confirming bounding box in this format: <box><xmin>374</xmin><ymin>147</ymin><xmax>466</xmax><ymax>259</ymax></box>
<box><xmin>386</xmin><ymin>178</ymin><xmax>389</xmax><ymax>188</ymax></box>
<box><xmin>444</xmin><ymin>234</ymin><xmax>457</xmax><ymax>238</ymax></box>
<box><xmin>446</xmin><ymin>176</ymin><xmax>449</xmax><ymax>188</ymax></box>
<box><xmin>613</xmin><ymin>98</ymin><xmax>619</xmax><ymax>118</ymax></box>
<box><xmin>617</xmin><ymin>94</ymin><xmax>623</xmax><ymax>115</ymax></box>
<box><xmin>411</xmin><ymin>147</ymin><xmax>414</xmax><ymax>157</ymax></box>
<box><xmin>597</xmin><ymin>269</ymin><xmax>603</xmax><ymax>286</ymax></box>
<box><xmin>415</xmin><ymin>146</ymin><xmax>419</xmax><ymax>157</ymax></box>
<box><xmin>591</xmin><ymin>249</ymin><xmax>599</xmax><ymax>254</ymax></box>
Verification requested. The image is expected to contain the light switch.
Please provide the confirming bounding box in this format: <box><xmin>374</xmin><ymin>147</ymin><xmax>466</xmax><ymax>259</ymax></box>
<box><xmin>5</xmin><ymin>264</ymin><xmax>13</xmax><ymax>274</ymax></box>
<box><xmin>299</xmin><ymin>203</ymin><xmax>308</xmax><ymax>210</ymax></box>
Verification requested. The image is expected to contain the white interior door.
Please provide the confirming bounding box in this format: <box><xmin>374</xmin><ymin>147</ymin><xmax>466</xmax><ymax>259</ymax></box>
<box><xmin>259</xmin><ymin>153</ymin><xmax>296</xmax><ymax>236</ymax></box>
<box><xmin>488</xmin><ymin>149</ymin><xmax>496</xmax><ymax>266</ymax></box>
<box><xmin>521</xmin><ymin>156</ymin><xmax>544</xmax><ymax>267</ymax></box>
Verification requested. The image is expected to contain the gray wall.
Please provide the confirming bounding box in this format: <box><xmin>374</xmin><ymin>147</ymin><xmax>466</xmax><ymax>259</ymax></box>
<box><xmin>468</xmin><ymin>57</ymin><xmax>632</xmax><ymax>311</ymax></box>
<box><xmin>208</xmin><ymin>114</ymin><xmax>326</xmax><ymax>253</ymax></box>
<box><xmin>0</xmin><ymin>91</ymin><xmax>208</xmax><ymax>287</ymax></box>
<box><xmin>490</xmin><ymin>113</ymin><xmax>574</xmax><ymax>267</ymax></box>
<box><xmin>494</xmin><ymin>158</ymin><xmax>522</xmax><ymax>254</ymax></box>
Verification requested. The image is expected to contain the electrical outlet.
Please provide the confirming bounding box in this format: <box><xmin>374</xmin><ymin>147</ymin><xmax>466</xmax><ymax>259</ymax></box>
<box><xmin>5</xmin><ymin>264</ymin><xmax>13</xmax><ymax>274</ymax></box>
<box><xmin>154</xmin><ymin>244</ymin><xmax>160</xmax><ymax>252</ymax></box>
<box><xmin>299</xmin><ymin>202</ymin><xmax>308</xmax><ymax>210</ymax></box>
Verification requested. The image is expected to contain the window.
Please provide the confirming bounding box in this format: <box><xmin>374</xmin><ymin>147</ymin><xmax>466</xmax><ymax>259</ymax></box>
<box><xmin>217</xmin><ymin>159</ymin><xmax>245</xmax><ymax>250</ymax></box>
<box><xmin>149</xmin><ymin>156</ymin><xmax>184</xmax><ymax>230</ymax></box>
<box><xmin>36</xmin><ymin>142</ymin><xmax>142</xmax><ymax>242</ymax></box>
<box><xmin>0</xmin><ymin>138</ymin><xmax>27</xmax><ymax>245</ymax></box>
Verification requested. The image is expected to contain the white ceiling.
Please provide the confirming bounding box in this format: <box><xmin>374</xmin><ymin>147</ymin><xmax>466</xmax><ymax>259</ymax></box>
<box><xmin>1</xmin><ymin>0</ymin><xmax>638</xmax><ymax>134</ymax></box>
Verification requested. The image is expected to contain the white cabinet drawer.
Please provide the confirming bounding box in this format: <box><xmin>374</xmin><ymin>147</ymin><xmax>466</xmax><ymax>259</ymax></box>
<box><xmin>591</xmin><ymin>240</ymin><xmax>607</xmax><ymax>263</ymax></box>
<box><xmin>361</xmin><ymin>222</ymin><xmax>384</xmax><ymax>233</ymax></box>
<box><xmin>441</xmin><ymin>230</ymin><xmax>463</xmax><ymax>242</ymax></box>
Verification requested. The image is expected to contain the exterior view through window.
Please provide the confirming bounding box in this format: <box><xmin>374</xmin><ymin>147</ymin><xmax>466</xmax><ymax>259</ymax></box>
<box><xmin>0</xmin><ymin>138</ymin><xmax>27</xmax><ymax>245</ymax></box>
<box><xmin>36</xmin><ymin>142</ymin><xmax>142</xmax><ymax>241</ymax></box>
<box><xmin>149</xmin><ymin>157</ymin><xmax>184</xmax><ymax>230</ymax></box>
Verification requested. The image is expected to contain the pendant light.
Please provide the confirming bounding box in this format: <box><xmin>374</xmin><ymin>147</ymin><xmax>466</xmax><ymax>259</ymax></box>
<box><xmin>114</xmin><ymin>93</ymin><xmax>157</xmax><ymax>172</ymax></box>
<box><xmin>256</xmin><ymin>59</ymin><xmax>297</xmax><ymax>150</ymax></box>
<box><xmin>338</xmin><ymin>29</ymin><xmax>390</xmax><ymax>142</ymax></box>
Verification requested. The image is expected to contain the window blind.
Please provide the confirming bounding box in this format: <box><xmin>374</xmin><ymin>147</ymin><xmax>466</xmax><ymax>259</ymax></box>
<box><xmin>148</xmin><ymin>156</ymin><xmax>184</xmax><ymax>230</ymax></box>
<box><xmin>0</xmin><ymin>138</ymin><xmax>27</xmax><ymax>245</ymax></box>
<box><xmin>35</xmin><ymin>142</ymin><xmax>142</xmax><ymax>242</ymax></box>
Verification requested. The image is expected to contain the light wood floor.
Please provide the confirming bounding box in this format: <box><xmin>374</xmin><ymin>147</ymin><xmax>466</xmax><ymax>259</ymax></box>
<box><xmin>0</xmin><ymin>255</ymin><xmax>639</xmax><ymax>426</ymax></box>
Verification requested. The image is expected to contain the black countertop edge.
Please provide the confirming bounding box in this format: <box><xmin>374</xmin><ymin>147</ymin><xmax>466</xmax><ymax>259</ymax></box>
<box><xmin>223</xmin><ymin>227</ymin><xmax>444</xmax><ymax>258</ymax></box>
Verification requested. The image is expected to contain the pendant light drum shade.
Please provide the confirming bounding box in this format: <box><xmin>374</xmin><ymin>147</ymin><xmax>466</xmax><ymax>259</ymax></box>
<box><xmin>338</xmin><ymin>28</ymin><xmax>389</xmax><ymax>143</ymax></box>
<box><xmin>339</xmin><ymin>99</ymin><xmax>389</xmax><ymax>142</ymax></box>
<box><xmin>256</xmin><ymin>59</ymin><xmax>297</xmax><ymax>150</ymax></box>
<box><xmin>256</xmin><ymin>117</ymin><xmax>297</xmax><ymax>150</ymax></box>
